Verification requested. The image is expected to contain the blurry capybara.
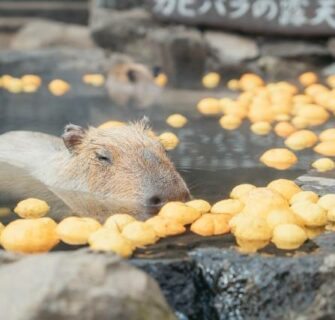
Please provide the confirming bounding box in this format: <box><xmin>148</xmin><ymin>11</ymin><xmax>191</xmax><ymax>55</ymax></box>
<box><xmin>106</xmin><ymin>56</ymin><xmax>161</xmax><ymax>108</ymax></box>
<box><xmin>0</xmin><ymin>119</ymin><xmax>190</xmax><ymax>221</ymax></box>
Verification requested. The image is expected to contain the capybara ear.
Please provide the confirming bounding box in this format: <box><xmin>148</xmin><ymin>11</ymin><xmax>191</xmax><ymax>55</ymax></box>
<box><xmin>62</xmin><ymin>124</ymin><xmax>86</xmax><ymax>153</ymax></box>
<box><xmin>141</xmin><ymin>116</ymin><xmax>151</xmax><ymax>130</ymax></box>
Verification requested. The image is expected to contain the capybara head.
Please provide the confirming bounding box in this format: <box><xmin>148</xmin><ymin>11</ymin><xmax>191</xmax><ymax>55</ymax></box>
<box><xmin>61</xmin><ymin>119</ymin><xmax>190</xmax><ymax>220</ymax></box>
<box><xmin>106</xmin><ymin>58</ymin><xmax>161</xmax><ymax>108</ymax></box>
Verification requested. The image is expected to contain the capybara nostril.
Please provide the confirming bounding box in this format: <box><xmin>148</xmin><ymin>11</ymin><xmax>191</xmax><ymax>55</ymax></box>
<box><xmin>146</xmin><ymin>195</ymin><xmax>163</xmax><ymax>207</ymax></box>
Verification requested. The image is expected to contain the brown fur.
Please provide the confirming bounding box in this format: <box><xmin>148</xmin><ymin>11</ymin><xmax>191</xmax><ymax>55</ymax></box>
<box><xmin>0</xmin><ymin>121</ymin><xmax>190</xmax><ymax>221</ymax></box>
<box><xmin>59</xmin><ymin>121</ymin><xmax>190</xmax><ymax>220</ymax></box>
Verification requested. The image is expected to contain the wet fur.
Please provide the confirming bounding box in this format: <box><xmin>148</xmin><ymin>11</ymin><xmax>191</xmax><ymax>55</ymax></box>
<box><xmin>0</xmin><ymin>122</ymin><xmax>189</xmax><ymax>221</ymax></box>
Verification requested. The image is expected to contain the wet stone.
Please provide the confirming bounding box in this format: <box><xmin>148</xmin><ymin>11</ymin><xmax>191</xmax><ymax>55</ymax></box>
<box><xmin>296</xmin><ymin>169</ymin><xmax>335</xmax><ymax>195</ymax></box>
<box><xmin>0</xmin><ymin>249</ymin><xmax>175</xmax><ymax>320</ymax></box>
<box><xmin>131</xmin><ymin>230</ymin><xmax>335</xmax><ymax>320</ymax></box>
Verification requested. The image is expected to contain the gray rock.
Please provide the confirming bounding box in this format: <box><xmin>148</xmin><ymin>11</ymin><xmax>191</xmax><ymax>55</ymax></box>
<box><xmin>90</xmin><ymin>5</ymin><xmax>158</xmax><ymax>64</ymax></box>
<box><xmin>11</xmin><ymin>19</ymin><xmax>95</xmax><ymax>50</ymax></box>
<box><xmin>256</xmin><ymin>56</ymin><xmax>310</xmax><ymax>81</ymax></box>
<box><xmin>322</xmin><ymin>63</ymin><xmax>335</xmax><ymax>77</ymax></box>
<box><xmin>150</xmin><ymin>26</ymin><xmax>206</xmax><ymax>88</ymax></box>
<box><xmin>261</xmin><ymin>39</ymin><xmax>329</xmax><ymax>58</ymax></box>
<box><xmin>0</xmin><ymin>249</ymin><xmax>175</xmax><ymax>320</ymax></box>
<box><xmin>133</xmin><ymin>231</ymin><xmax>335</xmax><ymax>320</ymax></box>
<box><xmin>296</xmin><ymin>169</ymin><xmax>335</xmax><ymax>195</ymax></box>
<box><xmin>204</xmin><ymin>31</ymin><xmax>259</xmax><ymax>66</ymax></box>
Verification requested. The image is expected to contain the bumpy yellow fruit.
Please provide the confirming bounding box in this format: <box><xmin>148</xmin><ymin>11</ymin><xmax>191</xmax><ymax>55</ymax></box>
<box><xmin>326</xmin><ymin>75</ymin><xmax>335</xmax><ymax>88</ymax></box>
<box><xmin>122</xmin><ymin>221</ymin><xmax>159</xmax><ymax>247</ymax></box>
<box><xmin>272</xmin><ymin>224</ymin><xmax>307</xmax><ymax>250</ymax></box>
<box><xmin>266</xmin><ymin>208</ymin><xmax>303</xmax><ymax>230</ymax></box>
<box><xmin>248</xmin><ymin>104</ymin><xmax>274</xmax><ymax>123</ymax></box>
<box><xmin>56</xmin><ymin>217</ymin><xmax>101</xmax><ymax>245</ymax></box>
<box><xmin>219</xmin><ymin>115</ymin><xmax>242</xmax><ymax>130</ymax></box>
<box><xmin>319</xmin><ymin>128</ymin><xmax>335</xmax><ymax>142</ymax></box>
<box><xmin>190</xmin><ymin>214</ymin><xmax>230</xmax><ymax>236</ymax></box>
<box><xmin>312</xmin><ymin>158</ymin><xmax>335</xmax><ymax>172</ymax></box>
<box><xmin>211</xmin><ymin>199</ymin><xmax>244</xmax><ymax>217</ymax></box>
<box><xmin>0</xmin><ymin>222</ymin><xmax>4</xmax><ymax>239</ymax></box>
<box><xmin>327</xmin><ymin>207</ymin><xmax>335</xmax><ymax>222</ymax></box>
<box><xmin>305</xmin><ymin>84</ymin><xmax>328</xmax><ymax>97</ymax></box>
<box><xmin>318</xmin><ymin>194</ymin><xmax>335</xmax><ymax>211</ymax></box>
<box><xmin>82</xmin><ymin>74</ymin><xmax>105</xmax><ymax>87</ymax></box>
<box><xmin>0</xmin><ymin>218</ymin><xmax>59</xmax><ymax>253</ymax></box>
<box><xmin>159</xmin><ymin>202</ymin><xmax>201</xmax><ymax>225</ymax></box>
<box><xmin>241</xmin><ymin>187</ymin><xmax>288</xmax><ymax>218</ymax></box>
<box><xmin>230</xmin><ymin>184</ymin><xmax>256</xmax><ymax>200</ymax></box>
<box><xmin>155</xmin><ymin>73</ymin><xmax>168</xmax><ymax>87</ymax></box>
<box><xmin>297</xmin><ymin>104</ymin><xmax>329</xmax><ymax>126</ymax></box>
<box><xmin>21</xmin><ymin>74</ymin><xmax>41</xmax><ymax>87</ymax></box>
<box><xmin>98</xmin><ymin>120</ymin><xmax>126</xmax><ymax>129</ymax></box>
<box><xmin>197</xmin><ymin>98</ymin><xmax>221</xmax><ymax>115</ymax></box>
<box><xmin>299</xmin><ymin>72</ymin><xmax>318</xmax><ymax>87</ymax></box>
<box><xmin>290</xmin><ymin>191</ymin><xmax>319</xmax><ymax>204</ymax></box>
<box><xmin>275</xmin><ymin>114</ymin><xmax>291</xmax><ymax>122</ymax></box>
<box><xmin>260</xmin><ymin>148</ymin><xmax>297</xmax><ymax>170</ymax></box>
<box><xmin>291</xmin><ymin>201</ymin><xmax>327</xmax><ymax>227</ymax></box>
<box><xmin>104</xmin><ymin>214</ymin><xmax>136</xmax><ymax>232</ymax></box>
<box><xmin>186</xmin><ymin>199</ymin><xmax>211</xmax><ymax>214</ymax></box>
<box><xmin>267</xmin><ymin>179</ymin><xmax>301</xmax><ymax>200</ymax></box>
<box><xmin>284</xmin><ymin>130</ymin><xmax>318</xmax><ymax>150</ymax></box>
<box><xmin>14</xmin><ymin>198</ymin><xmax>50</xmax><ymax>219</ymax></box>
<box><xmin>293</xmin><ymin>94</ymin><xmax>314</xmax><ymax>104</ymax></box>
<box><xmin>227</xmin><ymin>79</ymin><xmax>240</xmax><ymax>90</ymax></box>
<box><xmin>48</xmin><ymin>79</ymin><xmax>70</xmax><ymax>96</ymax></box>
<box><xmin>21</xmin><ymin>74</ymin><xmax>41</xmax><ymax>92</ymax></box>
<box><xmin>89</xmin><ymin>228</ymin><xmax>134</xmax><ymax>257</ymax></box>
<box><xmin>314</xmin><ymin>141</ymin><xmax>335</xmax><ymax>156</ymax></box>
<box><xmin>159</xmin><ymin>132</ymin><xmax>179</xmax><ymax>150</ymax></box>
<box><xmin>251</xmin><ymin>122</ymin><xmax>272</xmax><ymax>135</ymax></box>
<box><xmin>166</xmin><ymin>114</ymin><xmax>188</xmax><ymax>128</ymax></box>
<box><xmin>239</xmin><ymin>73</ymin><xmax>264</xmax><ymax>91</ymax></box>
<box><xmin>4</xmin><ymin>77</ymin><xmax>22</xmax><ymax>93</ymax></box>
<box><xmin>233</xmin><ymin>214</ymin><xmax>271</xmax><ymax>253</ymax></box>
<box><xmin>274</xmin><ymin>122</ymin><xmax>296</xmax><ymax>138</ymax></box>
<box><xmin>145</xmin><ymin>216</ymin><xmax>185</xmax><ymax>238</ymax></box>
<box><xmin>220</xmin><ymin>99</ymin><xmax>247</xmax><ymax>118</ymax></box>
<box><xmin>202</xmin><ymin>72</ymin><xmax>221</xmax><ymax>89</ymax></box>
<box><xmin>291</xmin><ymin>116</ymin><xmax>309</xmax><ymax>129</ymax></box>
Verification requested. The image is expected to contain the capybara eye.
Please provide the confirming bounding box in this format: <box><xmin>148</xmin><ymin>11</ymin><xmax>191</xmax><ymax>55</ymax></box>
<box><xmin>95</xmin><ymin>151</ymin><xmax>112</xmax><ymax>164</ymax></box>
<box><xmin>127</xmin><ymin>69</ymin><xmax>137</xmax><ymax>83</ymax></box>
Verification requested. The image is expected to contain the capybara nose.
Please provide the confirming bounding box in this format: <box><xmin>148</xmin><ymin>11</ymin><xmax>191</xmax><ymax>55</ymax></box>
<box><xmin>146</xmin><ymin>195</ymin><xmax>164</xmax><ymax>207</ymax></box>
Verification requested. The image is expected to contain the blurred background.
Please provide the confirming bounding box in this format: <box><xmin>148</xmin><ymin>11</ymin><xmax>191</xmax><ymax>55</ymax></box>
<box><xmin>0</xmin><ymin>0</ymin><xmax>334</xmax><ymax>200</ymax></box>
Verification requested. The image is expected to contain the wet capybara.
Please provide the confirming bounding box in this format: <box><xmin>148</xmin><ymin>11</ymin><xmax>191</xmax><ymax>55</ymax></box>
<box><xmin>0</xmin><ymin>119</ymin><xmax>190</xmax><ymax>221</ymax></box>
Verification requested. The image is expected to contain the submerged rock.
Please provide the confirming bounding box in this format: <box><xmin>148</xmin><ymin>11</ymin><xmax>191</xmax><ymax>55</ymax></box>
<box><xmin>0</xmin><ymin>249</ymin><xmax>175</xmax><ymax>320</ymax></box>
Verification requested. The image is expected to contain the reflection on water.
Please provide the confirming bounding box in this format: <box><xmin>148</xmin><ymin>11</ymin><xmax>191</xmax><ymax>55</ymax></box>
<box><xmin>180</xmin><ymin>167</ymin><xmax>304</xmax><ymax>202</ymax></box>
<box><xmin>0</xmin><ymin>167</ymin><xmax>304</xmax><ymax>227</ymax></box>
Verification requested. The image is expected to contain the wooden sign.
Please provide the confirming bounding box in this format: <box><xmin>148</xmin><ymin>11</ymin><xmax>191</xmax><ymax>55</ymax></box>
<box><xmin>149</xmin><ymin>0</ymin><xmax>335</xmax><ymax>36</ymax></box>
